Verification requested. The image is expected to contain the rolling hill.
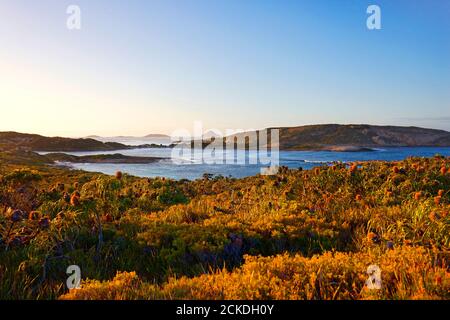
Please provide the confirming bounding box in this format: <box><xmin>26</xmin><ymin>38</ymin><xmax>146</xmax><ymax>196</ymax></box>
<box><xmin>0</xmin><ymin>132</ymin><xmax>129</xmax><ymax>152</ymax></box>
<box><xmin>1</xmin><ymin>125</ymin><xmax>450</xmax><ymax>153</ymax></box>
<box><xmin>224</xmin><ymin>124</ymin><xmax>450</xmax><ymax>151</ymax></box>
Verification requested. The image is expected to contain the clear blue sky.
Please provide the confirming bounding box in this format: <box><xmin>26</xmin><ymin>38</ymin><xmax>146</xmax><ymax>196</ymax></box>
<box><xmin>0</xmin><ymin>0</ymin><xmax>449</xmax><ymax>136</ymax></box>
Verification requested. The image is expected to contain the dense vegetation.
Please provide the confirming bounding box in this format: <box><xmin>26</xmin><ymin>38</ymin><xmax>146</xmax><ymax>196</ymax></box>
<box><xmin>0</xmin><ymin>154</ymin><xmax>448</xmax><ymax>300</ymax></box>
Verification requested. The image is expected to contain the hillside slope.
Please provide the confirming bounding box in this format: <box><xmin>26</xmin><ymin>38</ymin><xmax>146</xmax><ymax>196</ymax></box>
<box><xmin>225</xmin><ymin>124</ymin><xmax>450</xmax><ymax>150</ymax></box>
<box><xmin>0</xmin><ymin>132</ymin><xmax>129</xmax><ymax>152</ymax></box>
<box><xmin>2</xmin><ymin>125</ymin><xmax>450</xmax><ymax>152</ymax></box>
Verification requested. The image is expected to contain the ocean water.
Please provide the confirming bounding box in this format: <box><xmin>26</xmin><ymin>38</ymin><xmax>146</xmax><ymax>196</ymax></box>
<box><xmin>41</xmin><ymin>147</ymin><xmax>450</xmax><ymax>180</ymax></box>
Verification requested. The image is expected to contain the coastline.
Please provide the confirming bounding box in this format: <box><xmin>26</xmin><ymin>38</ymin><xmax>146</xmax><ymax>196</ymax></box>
<box><xmin>45</xmin><ymin>152</ymin><xmax>167</xmax><ymax>164</ymax></box>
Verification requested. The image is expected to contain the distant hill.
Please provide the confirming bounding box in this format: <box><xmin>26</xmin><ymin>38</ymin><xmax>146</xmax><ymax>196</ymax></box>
<box><xmin>143</xmin><ymin>134</ymin><xmax>171</xmax><ymax>138</ymax></box>
<box><xmin>224</xmin><ymin>124</ymin><xmax>450</xmax><ymax>151</ymax></box>
<box><xmin>0</xmin><ymin>132</ymin><xmax>129</xmax><ymax>152</ymax></box>
<box><xmin>85</xmin><ymin>134</ymin><xmax>172</xmax><ymax>146</ymax></box>
<box><xmin>2</xmin><ymin>125</ymin><xmax>450</xmax><ymax>153</ymax></box>
<box><xmin>86</xmin><ymin>134</ymin><xmax>170</xmax><ymax>139</ymax></box>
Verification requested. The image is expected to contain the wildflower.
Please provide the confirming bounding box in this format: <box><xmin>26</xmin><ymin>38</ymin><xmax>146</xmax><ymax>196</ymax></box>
<box><xmin>70</xmin><ymin>194</ymin><xmax>80</xmax><ymax>206</ymax></box>
<box><xmin>429</xmin><ymin>212</ymin><xmax>440</xmax><ymax>222</ymax></box>
<box><xmin>342</xmin><ymin>221</ymin><xmax>350</xmax><ymax>229</ymax></box>
<box><xmin>116</xmin><ymin>171</ymin><xmax>123</xmax><ymax>180</ymax></box>
<box><xmin>72</xmin><ymin>191</ymin><xmax>81</xmax><ymax>197</ymax></box>
<box><xmin>10</xmin><ymin>209</ymin><xmax>25</xmax><ymax>222</ymax></box>
<box><xmin>404</xmin><ymin>239</ymin><xmax>412</xmax><ymax>246</ymax></box>
<box><xmin>385</xmin><ymin>191</ymin><xmax>393</xmax><ymax>197</ymax></box>
<box><xmin>62</xmin><ymin>192</ymin><xmax>71</xmax><ymax>203</ymax></box>
<box><xmin>367</xmin><ymin>232</ymin><xmax>380</xmax><ymax>244</ymax></box>
<box><xmin>28</xmin><ymin>211</ymin><xmax>40</xmax><ymax>220</ymax></box>
<box><xmin>38</xmin><ymin>217</ymin><xmax>50</xmax><ymax>230</ymax></box>
<box><xmin>434</xmin><ymin>196</ymin><xmax>441</xmax><ymax>205</ymax></box>
<box><xmin>438</xmin><ymin>189</ymin><xmax>445</xmax><ymax>197</ymax></box>
<box><xmin>440</xmin><ymin>166</ymin><xmax>447</xmax><ymax>175</ymax></box>
<box><xmin>414</xmin><ymin>192</ymin><xmax>422</xmax><ymax>201</ymax></box>
<box><xmin>349</xmin><ymin>164</ymin><xmax>357</xmax><ymax>173</ymax></box>
<box><xmin>386</xmin><ymin>241</ymin><xmax>394</xmax><ymax>250</ymax></box>
<box><xmin>355</xmin><ymin>194</ymin><xmax>363</xmax><ymax>201</ymax></box>
<box><xmin>392</xmin><ymin>166</ymin><xmax>399</xmax><ymax>174</ymax></box>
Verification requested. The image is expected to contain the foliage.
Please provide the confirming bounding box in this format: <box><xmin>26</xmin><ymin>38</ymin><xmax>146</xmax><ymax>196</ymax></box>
<box><xmin>0</xmin><ymin>155</ymin><xmax>449</xmax><ymax>299</ymax></box>
<box><xmin>60</xmin><ymin>246</ymin><xmax>450</xmax><ymax>300</ymax></box>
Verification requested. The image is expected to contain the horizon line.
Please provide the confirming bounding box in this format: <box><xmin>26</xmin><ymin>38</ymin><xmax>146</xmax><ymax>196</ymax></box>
<box><xmin>1</xmin><ymin>122</ymin><xmax>450</xmax><ymax>139</ymax></box>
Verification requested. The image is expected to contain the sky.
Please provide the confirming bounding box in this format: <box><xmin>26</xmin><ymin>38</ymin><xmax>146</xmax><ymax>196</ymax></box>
<box><xmin>0</xmin><ymin>0</ymin><xmax>449</xmax><ymax>137</ymax></box>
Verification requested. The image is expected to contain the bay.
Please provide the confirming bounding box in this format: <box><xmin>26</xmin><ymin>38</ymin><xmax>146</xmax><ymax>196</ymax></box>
<box><xmin>40</xmin><ymin>147</ymin><xmax>450</xmax><ymax>180</ymax></box>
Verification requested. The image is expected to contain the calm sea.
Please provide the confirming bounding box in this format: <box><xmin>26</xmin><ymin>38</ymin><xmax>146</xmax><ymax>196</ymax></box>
<box><xmin>42</xmin><ymin>146</ymin><xmax>450</xmax><ymax>180</ymax></box>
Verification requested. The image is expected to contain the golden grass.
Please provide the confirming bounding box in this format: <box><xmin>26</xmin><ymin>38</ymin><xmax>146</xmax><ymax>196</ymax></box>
<box><xmin>0</xmin><ymin>155</ymin><xmax>448</xmax><ymax>299</ymax></box>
